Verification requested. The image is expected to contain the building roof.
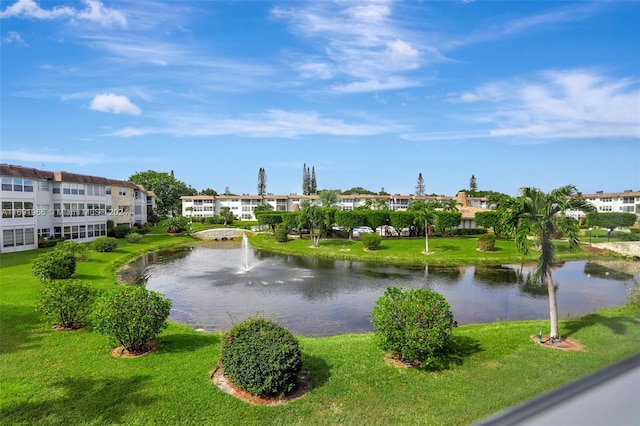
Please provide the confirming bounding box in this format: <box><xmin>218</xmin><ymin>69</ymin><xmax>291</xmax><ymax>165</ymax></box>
<box><xmin>582</xmin><ymin>191</ymin><xmax>640</xmax><ymax>198</ymax></box>
<box><xmin>0</xmin><ymin>163</ymin><xmax>54</xmax><ymax>180</ymax></box>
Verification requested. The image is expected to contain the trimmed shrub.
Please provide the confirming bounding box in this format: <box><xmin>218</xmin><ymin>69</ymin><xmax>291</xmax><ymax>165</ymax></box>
<box><xmin>477</xmin><ymin>233</ymin><xmax>496</xmax><ymax>251</ymax></box>
<box><xmin>93</xmin><ymin>286</ymin><xmax>172</xmax><ymax>354</ymax></box>
<box><xmin>126</xmin><ymin>232</ymin><xmax>143</xmax><ymax>243</ymax></box>
<box><xmin>113</xmin><ymin>225</ymin><xmax>131</xmax><ymax>239</ymax></box>
<box><xmin>221</xmin><ymin>316</ymin><xmax>302</xmax><ymax>397</ymax></box>
<box><xmin>360</xmin><ymin>232</ymin><xmax>382</xmax><ymax>250</ymax></box>
<box><xmin>32</xmin><ymin>251</ymin><xmax>77</xmax><ymax>281</ymax></box>
<box><xmin>617</xmin><ymin>232</ymin><xmax>640</xmax><ymax>242</ymax></box>
<box><xmin>38</xmin><ymin>237</ymin><xmax>65</xmax><ymax>248</ymax></box>
<box><xmin>92</xmin><ymin>237</ymin><xmax>118</xmax><ymax>252</ymax></box>
<box><xmin>55</xmin><ymin>240</ymin><xmax>89</xmax><ymax>262</ymax></box>
<box><xmin>371</xmin><ymin>287</ymin><xmax>457</xmax><ymax>366</ymax></box>
<box><xmin>275</xmin><ymin>225</ymin><xmax>289</xmax><ymax>243</ymax></box>
<box><xmin>37</xmin><ymin>279</ymin><xmax>96</xmax><ymax>329</ymax></box>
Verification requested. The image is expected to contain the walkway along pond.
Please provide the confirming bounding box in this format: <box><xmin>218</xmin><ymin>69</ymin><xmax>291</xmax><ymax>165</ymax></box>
<box><xmin>118</xmin><ymin>241</ymin><xmax>638</xmax><ymax>337</ymax></box>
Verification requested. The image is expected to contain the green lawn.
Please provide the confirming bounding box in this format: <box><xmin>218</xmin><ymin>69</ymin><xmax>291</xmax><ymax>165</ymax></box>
<box><xmin>1</xmin><ymin>234</ymin><xmax>638</xmax><ymax>425</ymax></box>
<box><xmin>249</xmin><ymin>233</ymin><xmax>605</xmax><ymax>267</ymax></box>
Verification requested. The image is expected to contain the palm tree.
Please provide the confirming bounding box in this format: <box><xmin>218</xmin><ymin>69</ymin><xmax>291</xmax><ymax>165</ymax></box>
<box><xmin>504</xmin><ymin>185</ymin><xmax>595</xmax><ymax>341</ymax></box>
<box><xmin>410</xmin><ymin>201</ymin><xmax>438</xmax><ymax>254</ymax></box>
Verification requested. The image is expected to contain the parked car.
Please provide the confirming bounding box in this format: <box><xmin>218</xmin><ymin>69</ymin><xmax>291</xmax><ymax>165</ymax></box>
<box><xmin>353</xmin><ymin>226</ymin><xmax>374</xmax><ymax>234</ymax></box>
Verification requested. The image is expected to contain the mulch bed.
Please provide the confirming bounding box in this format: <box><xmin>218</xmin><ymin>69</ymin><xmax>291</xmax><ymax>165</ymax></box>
<box><xmin>531</xmin><ymin>335</ymin><xmax>584</xmax><ymax>351</ymax></box>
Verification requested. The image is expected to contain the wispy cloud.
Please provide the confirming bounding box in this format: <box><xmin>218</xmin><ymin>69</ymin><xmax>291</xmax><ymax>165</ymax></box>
<box><xmin>2</xmin><ymin>30</ymin><xmax>28</xmax><ymax>46</ymax></box>
<box><xmin>405</xmin><ymin>69</ymin><xmax>640</xmax><ymax>142</ymax></box>
<box><xmin>0</xmin><ymin>150</ymin><xmax>105</xmax><ymax>165</ymax></box>
<box><xmin>90</xmin><ymin>93</ymin><xmax>142</xmax><ymax>115</ymax></box>
<box><xmin>0</xmin><ymin>0</ymin><xmax>127</xmax><ymax>27</ymax></box>
<box><xmin>272</xmin><ymin>1</ymin><xmax>434</xmax><ymax>93</ymax></box>
<box><xmin>107</xmin><ymin>109</ymin><xmax>405</xmax><ymax>138</ymax></box>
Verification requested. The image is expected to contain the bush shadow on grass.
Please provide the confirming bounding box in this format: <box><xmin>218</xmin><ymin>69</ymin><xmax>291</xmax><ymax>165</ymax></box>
<box><xmin>420</xmin><ymin>335</ymin><xmax>484</xmax><ymax>372</ymax></box>
<box><xmin>0</xmin><ymin>305</ymin><xmax>46</xmax><ymax>355</ymax></box>
<box><xmin>561</xmin><ymin>313</ymin><xmax>639</xmax><ymax>338</ymax></box>
<box><xmin>302</xmin><ymin>353</ymin><xmax>331</xmax><ymax>391</ymax></box>
<box><xmin>0</xmin><ymin>375</ymin><xmax>156</xmax><ymax>425</ymax></box>
<box><xmin>158</xmin><ymin>332</ymin><xmax>220</xmax><ymax>353</ymax></box>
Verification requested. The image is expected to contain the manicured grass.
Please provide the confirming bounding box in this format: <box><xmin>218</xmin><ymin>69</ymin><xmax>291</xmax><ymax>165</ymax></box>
<box><xmin>1</xmin><ymin>235</ymin><xmax>638</xmax><ymax>425</ymax></box>
<box><xmin>249</xmin><ymin>233</ymin><xmax>605</xmax><ymax>267</ymax></box>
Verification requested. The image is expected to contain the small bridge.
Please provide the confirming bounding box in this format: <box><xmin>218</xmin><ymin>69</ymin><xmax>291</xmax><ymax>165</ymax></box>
<box><xmin>193</xmin><ymin>228</ymin><xmax>252</xmax><ymax>240</ymax></box>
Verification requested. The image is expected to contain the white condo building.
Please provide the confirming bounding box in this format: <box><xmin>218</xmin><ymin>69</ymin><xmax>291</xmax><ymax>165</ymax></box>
<box><xmin>0</xmin><ymin>164</ymin><xmax>156</xmax><ymax>253</ymax></box>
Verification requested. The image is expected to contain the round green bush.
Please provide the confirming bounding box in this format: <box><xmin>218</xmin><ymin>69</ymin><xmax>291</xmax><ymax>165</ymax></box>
<box><xmin>93</xmin><ymin>286</ymin><xmax>172</xmax><ymax>353</ymax></box>
<box><xmin>113</xmin><ymin>225</ymin><xmax>132</xmax><ymax>239</ymax></box>
<box><xmin>37</xmin><ymin>279</ymin><xmax>96</xmax><ymax>328</ymax></box>
<box><xmin>360</xmin><ymin>232</ymin><xmax>382</xmax><ymax>250</ymax></box>
<box><xmin>55</xmin><ymin>240</ymin><xmax>89</xmax><ymax>261</ymax></box>
<box><xmin>477</xmin><ymin>233</ymin><xmax>496</xmax><ymax>251</ymax></box>
<box><xmin>126</xmin><ymin>232</ymin><xmax>142</xmax><ymax>243</ymax></box>
<box><xmin>92</xmin><ymin>237</ymin><xmax>118</xmax><ymax>252</ymax></box>
<box><xmin>371</xmin><ymin>287</ymin><xmax>457</xmax><ymax>366</ymax></box>
<box><xmin>274</xmin><ymin>225</ymin><xmax>289</xmax><ymax>243</ymax></box>
<box><xmin>31</xmin><ymin>251</ymin><xmax>77</xmax><ymax>281</ymax></box>
<box><xmin>221</xmin><ymin>316</ymin><xmax>302</xmax><ymax>397</ymax></box>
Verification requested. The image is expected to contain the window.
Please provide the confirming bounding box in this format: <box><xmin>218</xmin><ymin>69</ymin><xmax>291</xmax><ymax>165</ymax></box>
<box><xmin>119</xmin><ymin>188</ymin><xmax>127</xmax><ymax>196</ymax></box>
<box><xmin>24</xmin><ymin>202</ymin><xmax>34</xmax><ymax>217</ymax></box>
<box><xmin>622</xmin><ymin>197</ymin><xmax>634</xmax><ymax>204</ymax></box>
<box><xmin>37</xmin><ymin>204</ymin><xmax>50</xmax><ymax>217</ymax></box>
<box><xmin>15</xmin><ymin>230</ymin><xmax>24</xmax><ymax>246</ymax></box>
<box><xmin>53</xmin><ymin>183</ymin><xmax>61</xmax><ymax>194</ymax></box>
<box><xmin>13</xmin><ymin>178</ymin><xmax>23</xmax><ymax>192</ymax></box>
<box><xmin>38</xmin><ymin>228</ymin><xmax>51</xmax><ymax>238</ymax></box>
<box><xmin>106</xmin><ymin>187</ymin><xmax>112</xmax><ymax>195</ymax></box>
<box><xmin>25</xmin><ymin>229</ymin><xmax>35</xmax><ymax>245</ymax></box>
<box><xmin>2</xmin><ymin>201</ymin><xmax>12</xmax><ymax>218</ymax></box>
<box><xmin>54</xmin><ymin>203</ymin><xmax>62</xmax><ymax>217</ymax></box>
<box><xmin>23</xmin><ymin>179</ymin><xmax>34</xmax><ymax>192</ymax></box>
<box><xmin>3</xmin><ymin>229</ymin><xmax>14</xmax><ymax>247</ymax></box>
<box><xmin>63</xmin><ymin>183</ymin><xmax>71</xmax><ymax>195</ymax></box>
<box><xmin>1</xmin><ymin>177</ymin><xmax>12</xmax><ymax>191</ymax></box>
<box><xmin>13</xmin><ymin>202</ymin><xmax>23</xmax><ymax>218</ymax></box>
<box><xmin>38</xmin><ymin>180</ymin><xmax>48</xmax><ymax>192</ymax></box>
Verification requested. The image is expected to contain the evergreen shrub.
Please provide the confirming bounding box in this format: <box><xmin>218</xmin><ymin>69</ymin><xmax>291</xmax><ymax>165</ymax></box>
<box><xmin>275</xmin><ymin>225</ymin><xmax>289</xmax><ymax>243</ymax></box>
<box><xmin>55</xmin><ymin>240</ymin><xmax>89</xmax><ymax>261</ymax></box>
<box><xmin>37</xmin><ymin>279</ymin><xmax>96</xmax><ymax>328</ymax></box>
<box><xmin>360</xmin><ymin>232</ymin><xmax>382</xmax><ymax>250</ymax></box>
<box><xmin>371</xmin><ymin>287</ymin><xmax>457</xmax><ymax>366</ymax></box>
<box><xmin>92</xmin><ymin>237</ymin><xmax>118</xmax><ymax>252</ymax></box>
<box><xmin>31</xmin><ymin>251</ymin><xmax>77</xmax><ymax>281</ymax></box>
<box><xmin>126</xmin><ymin>232</ymin><xmax>143</xmax><ymax>243</ymax></box>
<box><xmin>114</xmin><ymin>225</ymin><xmax>131</xmax><ymax>238</ymax></box>
<box><xmin>93</xmin><ymin>286</ymin><xmax>172</xmax><ymax>353</ymax></box>
<box><xmin>478</xmin><ymin>233</ymin><xmax>496</xmax><ymax>251</ymax></box>
<box><xmin>221</xmin><ymin>316</ymin><xmax>302</xmax><ymax>397</ymax></box>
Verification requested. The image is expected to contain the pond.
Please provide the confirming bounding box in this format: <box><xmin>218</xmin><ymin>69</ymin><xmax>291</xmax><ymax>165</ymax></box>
<box><xmin>118</xmin><ymin>241</ymin><xmax>638</xmax><ymax>337</ymax></box>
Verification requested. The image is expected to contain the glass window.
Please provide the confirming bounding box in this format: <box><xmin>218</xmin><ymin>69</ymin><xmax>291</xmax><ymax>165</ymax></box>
<box><xmin>39</xmin><ymin>181</ymin><xmax>49</xmax><ymax>191</ymax></box>
<box><xmin>54</xmin><ymin>203</ymin><xmax>61</xmax><ymax>217</ymax></box>
<box><xmin>54</xmin><ymin>227</ymin><xmax>62</xmax><ymax>238</ymax></box>
<box><xmin>15</xmin><ymin>230</ymin><xmax>24</xmax><ymax>246</ymax></box>
<box><xmin>14</xmin><ymin>201</ymin><xmax>23</xmax><ymax>218</ymax></box>
<box><xmin>79</xmin><ymin>225</ymin><xmax>86</xmax><ymax>238</ymax></box>
<box><xmin>106</xmin><ymin>187</ymin><xmax>111</xmax><ymax>195</ymax></box>
<box><xmin>2</xmin><ymin>201</ymin><xmax>12</xmax><ymax>218</ymax></box>
<box><xmin>1</xmin><ymin>177</ymin><xmax>12</xmax><ymax>191</ymax></box>
<box><xmin>71</xmin><ymin>183</ymin><xmax>78</xmax><ymax>195</ymax></box>
<box><xmin>119</xmin><ymin>188</ymin><xmax>127</xmax><ymax>196</ymax></box>
<box><xmin>23</xmin><ymin>179</ymin><xmax>34</xmax><ymax>192</ymax></box>
<box><xmin>38</xmin><ymin>228</ymin><xmax>51</xmax><ymax>238</ymax></box>
<box><xmin>24</xmin><ymin>202</ymin><xmax>34</xmax><ymax>217</ymax></box>
<box><xmin>13</xmin><ymin>178</ymin><xmax>23</xmax><ymax>192</ymax></box>
<box><xmin>53</xmin><ymin>183</ymin><xmax>61</xmax><ymax>194</ymax></box>
<box><xmin>25</xmin><ymin>229</ymin><xmax>35</xmax><ymax>245</ymax></box>
<box><xmin>3</xmin><ymin>229</ymin><xmax>14</xmax><ymax>247</ymax></box>
<box><xmin>63</xmin><ymin>183</ymin><xmax>71</xmax><ymax>195</ymax></box>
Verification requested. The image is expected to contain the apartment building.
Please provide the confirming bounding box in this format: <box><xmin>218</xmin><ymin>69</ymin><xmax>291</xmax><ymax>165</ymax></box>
<box><xmin>0</xmin><ymin>164</ymin><xmax>155</xmax><ymax>253</ymax></box>
<box><xmin>563</xmin><ymin>190</ymin><xmax>640</xmax><ymax>221</ymax></box>
<box><xmin>181</xmin><ymin>191</ymin><xmax>488</xmax><ymax>228</ymax></box>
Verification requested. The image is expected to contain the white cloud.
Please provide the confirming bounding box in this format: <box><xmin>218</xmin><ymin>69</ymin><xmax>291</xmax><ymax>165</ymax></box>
<box><xmin>407</xmin><ymin>69</ymin><xmax>640</xmax><ymax>142</ymax></box>
<box><xmin>90</xmin><ymin>93</ymin><xmax>142</xmax><ymax>115</ymax></box>
<box><xmin>0</xmin><ymin>150</ymin><xmax>104</xmax><ymax>165</ymax></box>
<box><xmin>107</xmin><ymin>109</ymin><xmax>404</xmax><ymax>138</ymax></box>
<box><xmin>0</xmin><ymin>0</ymin><xmax>126</xmax><ymax>27</ymax></box>
<box><xmin>2</xmin><ymin>30</ymin><xmax>28</xmax><ymax>46</ymax></box>
<box><xmin>272</xmin><ymin>1</ymin><xmax>431</xmax><ymax>92</ymax></box>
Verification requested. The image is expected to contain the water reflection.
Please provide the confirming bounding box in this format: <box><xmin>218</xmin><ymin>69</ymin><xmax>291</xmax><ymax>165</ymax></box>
<box><xmin>117</xmin><ymin>242</ymin><xmax>637</xmax><ymax>337</ymax></box>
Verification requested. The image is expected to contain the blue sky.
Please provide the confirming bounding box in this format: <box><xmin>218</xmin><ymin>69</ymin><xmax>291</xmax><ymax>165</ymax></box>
<box><xmin>1</xmin><ymin>0</ymin><xmax>639</xmax><ymax>197</ymax></box>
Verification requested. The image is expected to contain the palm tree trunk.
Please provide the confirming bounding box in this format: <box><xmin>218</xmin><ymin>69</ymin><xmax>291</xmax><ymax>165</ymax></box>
<box><xmin>424</xmin><ymin>220</ymin><xmax>429</xmax><ymax>253</ymax></box>
<box><xmin>546</xmin><ymin>269</ymin><xmax>559</xmax><ymax>340</ymax></box>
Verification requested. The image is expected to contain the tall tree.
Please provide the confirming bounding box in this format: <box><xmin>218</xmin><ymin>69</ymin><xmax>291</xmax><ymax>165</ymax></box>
<box><xmin>408</xmin><ymin>201</ymin><xmax>438</xmax><ymax>253</ymax></box>
<box><xmin>257</xmin><ymin>167</ymin><xmax>267</xmax><ymax>196</ymax></box>
<box><xmin>469</xmin><ymin>174</ymin><xmax>477</xmax><ymax>193</ymax></box>
<box><xmin>129</xmin><ymin>170</ymin><xmax>193</xmax><ymax>216</ymax></box>
<box><xmin>299</xmin><ymin>205</ymin><xmax>328</xmax><ymax>247</ymax></box>
<box><xmin>302</xmin><ymin>163</ymin><xmax>310</xmax><ymax>195</ymax></box>
<box><xmin>200</xmin><ymin>188</ymin><xmax>218</xmax><ymax>196</ymax></box>
<box><xmin>504</xmin><ymin>185</ymin><xmax>595</xmax><ymax>341</ymax></box>
<box><xmin>415</xmin><ymin>173</ymin><xmax>425</xmax><ymax>196</ymax></box>
<box><xmin>310</xmin><ymin>167</ymin><xmax>317</xmax><ymax>195</ymax></box>
<box><xmin>585</xmin><ymin>212</ymin><xmax>636</xmax><ymax>241</ymax></box>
